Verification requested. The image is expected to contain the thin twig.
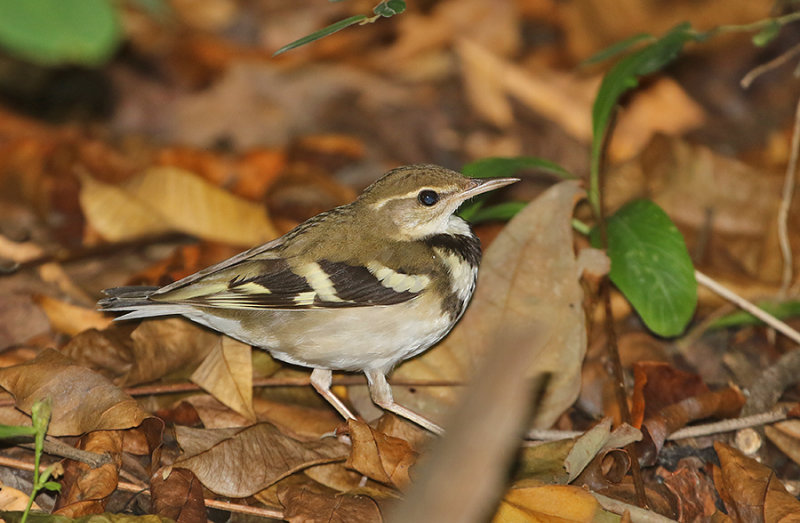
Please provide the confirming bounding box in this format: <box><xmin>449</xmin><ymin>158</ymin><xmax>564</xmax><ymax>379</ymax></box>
<box><xmin>667</xmin><ymin>405</ymin><xmax>791</xmax><ymax>440</ymax></box>
<box><xmin>0</xmin><ymin>454</ymin><xmax>286</xmax><ymax>520</ymax></box>
<box><xmin>695</xmin><ymin>270</ymin><xmax>800</xmax><ymax>345</ymax></box>
<box><xmin>741</xmin><ymin>42</ymin><xmax>800</xmax><ymax>89</ymax></box>
<box><xmin>17</xmin><ymin>438</ymin><xmax>112</xmax><ymax>468</ymax></box>
<box><xmin>777</xmin><ymin>95</ymin><xmax>800</xmax><ymax>296</ymax></box>
<box><xmin>0</xmin><ymin>377</ymin><xmax>463</xmax><ymax>407</ymax></box>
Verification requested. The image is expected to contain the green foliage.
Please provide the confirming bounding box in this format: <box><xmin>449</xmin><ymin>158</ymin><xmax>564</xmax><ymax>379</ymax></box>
<box><xmin>580</xmin><ymin>33</ymin><xmax>655</xmax><ymax>66</ymax></box>
<box><xmin>462</xmin><ymin>156</ymin><xmax>573</xmax><ymax>179</ymax></box>
<box><xmin>459</xmin><ymin>156</ymin><xmax>572</xmax><ymax>223</ymax></box>
<box><xmin>593</xmin><ymin>200</ymin><xmax>697</xmax><ymax>337</ymax></box>
<box><xmin>710</xmin><ymin>300</ymin><xmax>800</xmax><ymax>329</ymax></box>
<box><xmin>0</xmin><ymin>0</ymin><xmax>121</xmax><ymax>66</ymax></box>
<box><xmin>752</xmin><ymin>20</ymin><xmax>781</xmax><ymax>46</ymax></box>
<box><xmin>273</xmin><ymin>0</ymin><xmax>406</xmax><ymax>56</ymax></box>
<box><xmin>0</xmin><ymin>399</ymin><xmax>61</xmax><ymax>523</ymax></box>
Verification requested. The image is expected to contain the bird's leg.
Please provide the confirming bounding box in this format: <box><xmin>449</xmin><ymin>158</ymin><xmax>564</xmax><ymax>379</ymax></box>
<box><xmin>310</xmin><ymin>368</ymin><xmax>357</xmax><ymax>421</ymax></box>
<box><xmin>365</xmin><ymin>368</ymin><xmax>444</xmax><ymax>435</ymax></box>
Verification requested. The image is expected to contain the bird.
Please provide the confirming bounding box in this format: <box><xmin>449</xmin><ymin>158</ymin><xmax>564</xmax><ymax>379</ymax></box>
<box><xmin>99</xmin><ymin>164</ymin><xmax>519</xmax><ymax>434</ymax></box>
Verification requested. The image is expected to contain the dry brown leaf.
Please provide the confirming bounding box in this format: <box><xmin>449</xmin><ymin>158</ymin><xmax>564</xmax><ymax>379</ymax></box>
<box><xmin>184</xmin><ymin>394</ymin><xmax>253</xmax><ymax>429</ymax></box>
<box><xmin>79</xmin><ymin>166</ymin><xmax>277</xmax><ymax>245</ymax></box>
<box><xmin>765</xmin><ymin>421</ymin><xmax>800</xmax><ymax>468</ymax></box>
<box><xmin>61</xmin><ymin>325</ymin><xmax>136</xmax><ymax>381</ymax></box>
<box><xmin>386</xmin><ymin>0</ymin><xmax>519</xmax><ymax>65</ymax></box>
<box><xmin>630</xmin><ymin>362</ymin><xmax>709</xmax><ymax>428</ymax></box>
<box><xmin>514</xmin><ymin>439</ymin><xmax>575</xmax><ymax>485</ymax></box>
<box><xmin>0</xmin><ymin>234</ymin><xmax>44</xmax><ymax>263</ymax></box>
<box><xmin>303</xmin><ymin>463</ymin><xmax>366</xmax><ymax>493</ymax></box>
<box><xmin>253</xmin><ymin>397</ymin><xmax>342</xmax><ymax>439</ymax></box>
<box><xmin>0</xmin><ymin>348</ymin><xmax>147</xmax><ymax>436</ymax></box>
<box><xmin>174</xmin><ymin>423</ymin><xmax>349</xmax><ymax>497</ymax></box>
<box><xmin>560</xmin><ymin>0</ymin><xmax>770</xmax><ymax>60</ymax></box>
<box><xmin>345</xmin><ymin>419</ymin><xmax>418</xmax><ymax>489</ymax></box>
<box><xmin>456</xmin><ymin>39</ymin><xmax>703</xmax><ymax>163</ymax></box>
<box><xmin>0</xmin><ymin>294</ymin><xmax>50</xmax><ymax>351</ymax></box>
<box><xmin>493</xmin><ymin>484</ymin><xmax>601</xmax><ymax>522</ymax></box>
<box><xmin>63</xmin><ymin>318</ymin><xmax>219</xmax><ymax>386</ymax></box>
<box><xmin>714</xmin><ymin>441</ymin><xmax>800</xmax><ymax>521</ymax></box>
<box><xmin>278</xmin><ymin>483</ymin><xmax>383</xmax><ymax>523</ymax></box>
<box><xmin>0</xmin><ymin>481</ymin><xmax>39</xmax><ymax>511</ymax></box>
<box><xmin>122</xmin><ymin>318</ymin><xmax>219</xmax><ymax>386</ymax></box>
<box><xmin>641</xmin><ymin>386</ymin><xmax>745</xmax><ymax>466</ymax></box>
<box><xmin>191</xmin><ymin>336</ymin><xmax>255</xmax><ymax>421</ymax></box>
<box><xmin>393</xmin><ymin>181</ymin><xmax>595</xmax><ymax>428</ymax></box>
<box><xmin>657</xmin><ymin>457</ymin><xmax>719</xmax><ymax>522</ymax></box>
<box><xmin>54</xmin><ymin>430</ymin><xmax>123</xmax><ymax>518</ymax></box>
<box><xmin>564</xmin><ymin>419</ymin><xmax>640</xmax><ymax>483</ymax></box>
<box><xmin>34</xmin><ymin>294</ymin><xmax>112</xmax><ymax>336</ymax></box>
<box><xmin>150</xmin><ymin>467</ymin><xmax>207</xmax><ymax>523</ymax></box>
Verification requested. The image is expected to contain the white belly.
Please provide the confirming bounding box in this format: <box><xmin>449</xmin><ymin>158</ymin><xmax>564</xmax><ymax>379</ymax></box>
<box><xmin>187</xmin><ymin>293</ymin><xmax>456</xmax><ymax>374</ymax></box>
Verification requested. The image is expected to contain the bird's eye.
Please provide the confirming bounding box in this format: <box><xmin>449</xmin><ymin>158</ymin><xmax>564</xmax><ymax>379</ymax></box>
<box><xmin>418</xmin><ymin>190</ymin><xmax>439</xmax><ymax>206</ymax></box>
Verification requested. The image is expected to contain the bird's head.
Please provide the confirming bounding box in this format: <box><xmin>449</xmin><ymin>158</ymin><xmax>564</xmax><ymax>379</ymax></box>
<box><xmin>357</xmin><ymin>164</ymin><xmax>518</xmax><ymax>240</ymax></box>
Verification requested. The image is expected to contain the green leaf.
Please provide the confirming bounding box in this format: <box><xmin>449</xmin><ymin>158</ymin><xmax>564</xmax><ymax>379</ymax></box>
<box><xmin>589</xmin><ymin>22</ymin><xmax>697</xmax><ymax>213</ymax></box>
<box><xmin>0</xmin><ymin>425</ymin><xmax>36</xmax><ymax>439</ymax></box>
<box><xmin>43</xmin><ymin>481</ymin><xmax>61</xmax><ymax>492</ymax></box>
<box><xmin>462</xmin><ymin>156</ymin><xmax>573</xmax><ymax>179</ymax></box>
<box><xmin>581</xmin><ymin>33</ymin><xmax>655</xmax><ymax>66</ymax></box>
<box><xmin>273</xmin><ymin>15</ymin><xmax>367</xmax><ymax>56</ymax></box>
<box><xmin>0</xmin><ymin>0</ymin><xmax>121</xmax><ymax>66</ymax></box>
<box><xmin>710</xmin><ymin>300</ymin><xmax>800</xmax><ymax>329</ymax></box>
<box><xmin>594</xmin><ymin>200</ymin><xmax>697</xmax><ymax>337</ymax></box>
<box><xmin>752</xmin><ymin>19</ymin><xmax>781</xmax><ymax>46</ymax></box>
<box><xmin>373</xmin><ymin>0</ymin><xmax>406</xmax><ymax>17</ymax></box>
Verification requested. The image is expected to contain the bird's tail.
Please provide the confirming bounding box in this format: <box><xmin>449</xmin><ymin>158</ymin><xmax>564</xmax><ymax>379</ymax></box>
<box><xmin>98</xmin><ymin>286</ymin><xmax>188</xmax><ymax>321</ymax></box>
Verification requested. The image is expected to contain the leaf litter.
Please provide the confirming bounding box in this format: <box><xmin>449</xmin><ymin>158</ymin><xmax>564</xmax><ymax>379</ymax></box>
<box><xmin>0</xmin><ymin>2</ymin><xmax>800</xmax><ymax>522</ymax></box>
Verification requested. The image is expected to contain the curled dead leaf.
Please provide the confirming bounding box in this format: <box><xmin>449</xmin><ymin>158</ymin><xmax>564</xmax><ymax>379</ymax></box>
<box><xmin>54</xmin><ymin>430</ymin><xmax>123</xmax><ymax>518</ymax></box>
<box><xmin>345</xmin><ymin>419</ymin><xmax>418</xmax><ymax>489</ymax></box>
<box><xmin>0</xmin><ymin>348</ymin><xmax>147</xmax><ymax>436</ymax></box>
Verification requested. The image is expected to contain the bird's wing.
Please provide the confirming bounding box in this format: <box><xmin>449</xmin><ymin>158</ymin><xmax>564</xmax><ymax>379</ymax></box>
<box><xmin>150</xmin><ymin>256</ymin><xmax>426</xmax><ymax>310</ymax></box>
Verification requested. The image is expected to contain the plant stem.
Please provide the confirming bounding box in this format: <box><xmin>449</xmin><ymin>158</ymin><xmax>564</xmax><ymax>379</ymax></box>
<box><xmin>705</xmin><ymin>11</ymin><xmax>800</xmax><ymax>37</ymax></box>
<box><xmin>571</xmin><ymin>218</ymin><xmax>591</xmax><ymax>236</ymax></box>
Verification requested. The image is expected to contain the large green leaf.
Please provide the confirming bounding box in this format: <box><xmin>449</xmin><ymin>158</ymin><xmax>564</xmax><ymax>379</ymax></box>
<box><xmin>598</xmin><ymin>200</ymin><xmax>697</xmax><ymax>337</ymax></box>
<box><xmin>0</xmin><ymin>0</ymin><xmax>121</xmax><ymax>66</ymax></box>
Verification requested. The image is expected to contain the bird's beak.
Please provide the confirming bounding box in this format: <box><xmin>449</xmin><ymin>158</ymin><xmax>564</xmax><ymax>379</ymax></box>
<box><xmin>460</xmin><ymin>177</ymin><xmax>520</xmax><ymax>201</ymax></box>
